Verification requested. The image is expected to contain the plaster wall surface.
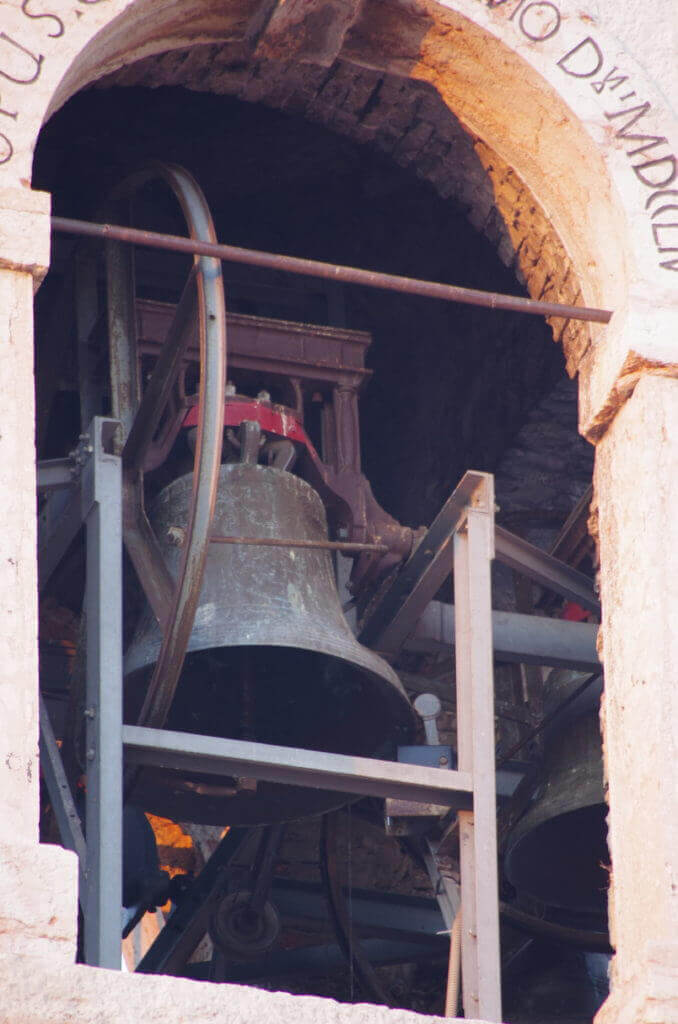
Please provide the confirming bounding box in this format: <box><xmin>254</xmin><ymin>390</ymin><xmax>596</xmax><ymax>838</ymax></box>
<box><xmin>0</xmin><ymin>0</ymin><xmax>676</xmax><ymax>1022</ymax></box>
<box><xmin>594</xmin><ymin>376</ymin><xmax>678</xmax><ymax>978</ymax></box>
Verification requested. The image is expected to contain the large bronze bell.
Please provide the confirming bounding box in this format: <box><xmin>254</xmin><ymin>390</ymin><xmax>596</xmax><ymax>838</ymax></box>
<box><xmin>504</xmin><ymin>670</ymin><xmax>608</xmax><ymax>915</ymax></box>
<box><xmin>124</xmin><ymin>462</ymin><xmax>415</xmax><ymax>825</ymax></box>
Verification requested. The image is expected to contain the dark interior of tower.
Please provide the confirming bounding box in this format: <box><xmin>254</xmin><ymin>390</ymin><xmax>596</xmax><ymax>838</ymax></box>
<box><xmin>33</xmin><ymin>77</ymin><xmax>606</xmax><ymax>1022</ymax></box>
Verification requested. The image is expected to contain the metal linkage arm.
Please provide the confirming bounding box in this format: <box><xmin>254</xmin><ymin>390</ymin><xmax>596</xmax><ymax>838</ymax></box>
<box><xmin>36</xmin><ymin>457</ymin><xmax>76</xmax><ymax>492</ymax></box>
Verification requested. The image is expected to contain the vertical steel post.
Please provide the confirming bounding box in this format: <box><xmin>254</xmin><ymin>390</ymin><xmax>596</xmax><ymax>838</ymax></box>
<box><xmin>82</xmin><ymin>417</ymin><xmax>123</xmax><ymax>969</ymax></box>
<box><xmin>454</xmin><ymin>474</ymin><xmax>501</xmax><ymax>1022</ymax></box>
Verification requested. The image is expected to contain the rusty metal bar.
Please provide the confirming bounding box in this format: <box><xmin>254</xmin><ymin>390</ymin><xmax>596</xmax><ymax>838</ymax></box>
<box><xmin>210</xmin><ymin>535</ymin><xmax>388</xmax><ymax>553</ymax></box>
<box><xmin>51</xmin><ymin>216</ymin><xmax>612</xmax><ymax>325</ymax></box>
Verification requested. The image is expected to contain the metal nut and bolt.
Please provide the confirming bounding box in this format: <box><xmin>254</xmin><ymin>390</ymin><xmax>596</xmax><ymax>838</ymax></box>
<box><xmin>167</xmin><ymin>526</ymin><xmax>186</xmax><ymax>547</ymax></box>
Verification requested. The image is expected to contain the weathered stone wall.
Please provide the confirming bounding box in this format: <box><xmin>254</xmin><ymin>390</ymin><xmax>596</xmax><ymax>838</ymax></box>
<box><xmin>494</xmin><ymin>376</ymin><xmax>594</xmax><ymax>554</ymax></box>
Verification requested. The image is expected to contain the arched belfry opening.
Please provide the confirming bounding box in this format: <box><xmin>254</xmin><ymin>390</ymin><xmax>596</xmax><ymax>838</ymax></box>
<box><xmin>32</xmin><ymin>27</ymin><xmax>607</xmax><ymax>1024</ymax></box>
<box><xmin>34</xmin><ymin>78</ymin><xmax>580</xmax><ymax>522</ymax></box>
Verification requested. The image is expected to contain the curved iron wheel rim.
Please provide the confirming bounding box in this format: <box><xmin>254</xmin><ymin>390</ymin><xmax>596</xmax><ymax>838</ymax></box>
<box><xmin>105</xmin><ymin>162</ymin><xmax>227</xmax><ymax>737</ymax></box>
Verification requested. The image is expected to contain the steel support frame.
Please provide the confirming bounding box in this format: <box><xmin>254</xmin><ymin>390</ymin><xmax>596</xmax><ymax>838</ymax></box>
<box><xmin>38</xmin><ymin>417</ymin><xmax>124</xmax><ymax>970</ymax></box>
<box><xmin>122</xmin><ymin>470</ymin><xmax>502</xmax><ymax>1020</ymax></box>
<box><xmin>38</xmin><ymin>450</ymin><xmax>501</xmax><ymax>1014</ymax></box>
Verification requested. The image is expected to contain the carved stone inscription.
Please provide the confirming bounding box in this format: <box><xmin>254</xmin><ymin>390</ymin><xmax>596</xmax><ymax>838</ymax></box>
<box><xmin>486</xmin><ymin>0</ymin><xmax>678</xmax><ymax>272</ymax></box>
<box><xmin>0</xmin><ymin>0</ymin><xmax>676</xmax><ymax>274</ymax></box>
<box><xmin>0</xmin><ymin>0</ymin><xmax>107</xmax><ymax>168</ymax></box>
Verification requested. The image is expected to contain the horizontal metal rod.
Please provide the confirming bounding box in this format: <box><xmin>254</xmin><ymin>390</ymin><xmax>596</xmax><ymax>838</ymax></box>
<box><xmin>407</xmin><ymin>600</ymin><xmax>600</xmax><ymax>670</ymax></box>
<box><xmin>123</xmin><ymin>725</ymin><xmax>474</xmax><ymax>807</ymax></box>
<box><xmin>210</xmin><ymin>535</ymin><xmax>388</xmax><ymax>553</ymax></box>
<box><xmin>51</xmin><ymin>216</ymin><xmax>612</xmax><ymax>324</ymax></box>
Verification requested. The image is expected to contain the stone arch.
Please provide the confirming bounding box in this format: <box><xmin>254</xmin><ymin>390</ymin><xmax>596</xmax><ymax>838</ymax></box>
<box><xmin>2</xmin><ymin>0</ymin><xmax>673</xmax><ymax>301</ymax></box>
<box><xmin>1</xmin><ymin>0</ymin><xmax>673</xmax><ymax>427</ymax></box>
<box><xmin>1</xmin><ymin>0</ymin><xmax>677</xmax><ymax>1015</ymax></box>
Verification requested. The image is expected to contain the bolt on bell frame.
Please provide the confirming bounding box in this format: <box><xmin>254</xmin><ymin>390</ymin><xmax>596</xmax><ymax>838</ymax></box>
<box><xmin>38</xmin><ymin>160</ymin><xmax>607</xmax><ymax>1021</ymax></box>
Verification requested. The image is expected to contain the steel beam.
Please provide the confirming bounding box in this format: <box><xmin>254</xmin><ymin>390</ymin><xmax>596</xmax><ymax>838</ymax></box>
<box><xmin>407</xmin><ymin>600</ymin><xmax>600</xmax><ymax>670</ymax></box>
<box><xmin>421</xmin><ymin>839</ymin><xmax>460</xmax><ymax>933</ymax></box>
<box><xmin>359</xmin><ymin>473</ymin><xmax>480</xmax><ymax>650</ymax></box>
<box><xmin>82</xmin><ymin>418</ymin><xmax>123</xmax><ymax>969</ymax></box>
<box><xmin>495</xmin><ymin>526</ymin><xmax>599</xmax><ymax>613</ymax></box>
<box><xmin>136</xmin><ymin>828</ymin><xmax>247</xmax><ymax>975</ymax></box>
<box><xmin>360</xmin><ymin>474</ymin><xmax>598</xmax><ymax>656</ymax></box>
<box><xmin>123</xmin><ymin>727</ymin><xmax>473</xmax><ymax>808</ymax></box>
<box><xmin>453</xmin><ymin>474</ymin><xmax>502</xmax><ymax>1023</ymax></box>
<box><xmin>36</xmin><ymin>458</ymin><xmax>76</xmax><ymax>492</ymax></box>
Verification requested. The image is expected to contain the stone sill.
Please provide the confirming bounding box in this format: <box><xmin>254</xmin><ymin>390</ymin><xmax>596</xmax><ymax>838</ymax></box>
<box><xmin>0</xmin><ymin>953</ymin><xmax>492</xmax><ymax>1024</ymax></box>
